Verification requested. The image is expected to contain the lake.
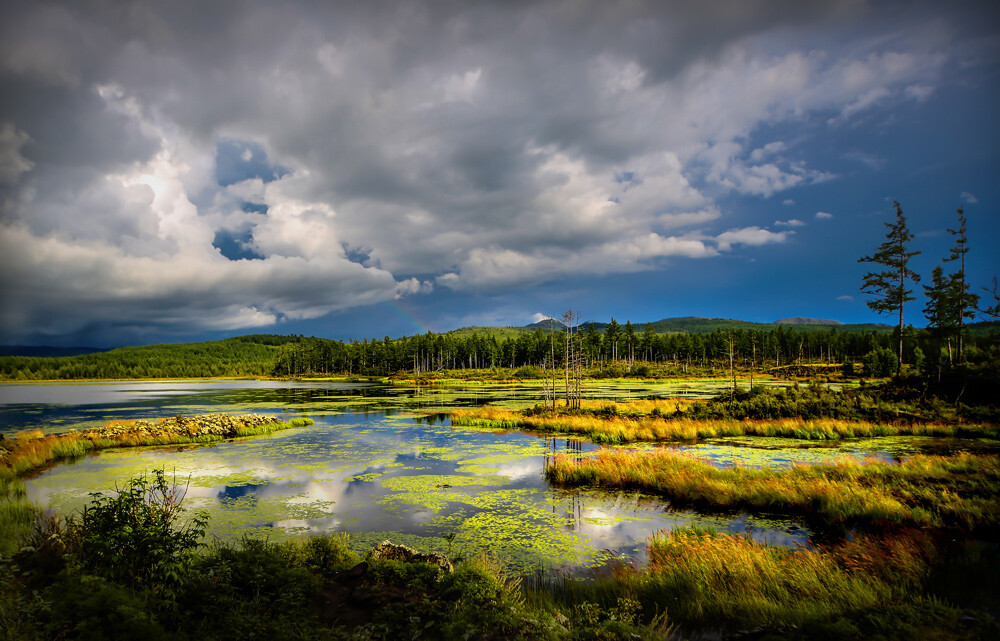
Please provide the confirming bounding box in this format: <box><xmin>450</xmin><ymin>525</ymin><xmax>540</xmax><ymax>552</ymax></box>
<box><xmin>4</xmin><ymin>379</ymin><xmax>986</xmax><ymax>572</ymax></box>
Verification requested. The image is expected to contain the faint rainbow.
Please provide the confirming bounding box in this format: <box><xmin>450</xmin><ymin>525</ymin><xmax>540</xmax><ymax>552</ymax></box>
<box><xmin>386</xmin><ymin>300</ymin><xmax>433</xmax><ymax>336</ymax></box>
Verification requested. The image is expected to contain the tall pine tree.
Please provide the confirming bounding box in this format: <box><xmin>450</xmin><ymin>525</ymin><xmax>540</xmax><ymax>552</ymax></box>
<box><xmin>923</xmin><ymin>264</ymin><xmax>957</xmax><ymax>378</ymax></box>
<box><xmin>858</xmin><ymin>201</ymin><xmax>920</xmax><ymax>375</ymax></box>
<box><xmin>943</xmin><ymin>208</ymin><xmax>978</xmax><ymax>362</ymax></box>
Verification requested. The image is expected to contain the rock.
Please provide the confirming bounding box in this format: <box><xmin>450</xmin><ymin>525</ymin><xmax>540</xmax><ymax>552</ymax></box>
<box><xmin>367</xmin><ymin>540</ymin><xmax>454</xmax><ymax>573</ymax></box>
<box><xmin>79</xmin><ymin>413</ymin><xmax>285</xmax><ymax>442</ymax></box>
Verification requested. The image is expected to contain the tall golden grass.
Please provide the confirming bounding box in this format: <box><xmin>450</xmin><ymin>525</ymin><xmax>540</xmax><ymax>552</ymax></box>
<box><xmin>545</xmin><ymin>449</ymin><xmax>1000</xmax><ymax>532</ymax></box>
<box><xmin>642</xmin><ymin>527</ymin><xmax>932</xmax><ymax>628</ymax></box>
<box><xmin>527</xmin><ymin>524</ymin><xmax>967</xmax><ymax>633</ymax></box>
<box><xmin>451</xmin><ymin>405</ymin><xmax>997</xmax><ymax>443</ymax></box>
<box><xmin>0</xmin><ymin>415</ymin><xmax>312</xmax><ymax>482</ymax></box>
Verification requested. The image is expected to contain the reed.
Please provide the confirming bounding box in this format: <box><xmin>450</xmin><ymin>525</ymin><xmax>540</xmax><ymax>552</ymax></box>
<box><xmin>0</xmin><ymin>415</ymin><xmax>313</xmax><ymax>480</ymax></box>
<box><xmin>527</xmin><ymin>525</ymin><xmax>976</xmax><ymax>635</ymax></box>
<box><xmin>0</xmin><ymin>477</ymin><xmax>34</xmax><ymax>556</ymax></box>
<box><xmin>643</xmin><ymin>528</ymin><xmax>887</xmax><ymax>627</ymax></box>
<box><xmin>545</xmin><ymin>449</ymin><xmax>1000</xmax><ymax>532</ymax></box>
<box><xmin>451</xmin><ymin>405</ymin><xmax>998</xmax><ymax>443</ymax></box>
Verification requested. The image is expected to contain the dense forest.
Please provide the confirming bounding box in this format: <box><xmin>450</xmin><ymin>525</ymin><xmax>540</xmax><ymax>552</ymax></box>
<box><xmin>0</xmin><ymin>335</ymin><xmax>295</xmax><ymax>380</ymax></box>
<box><xmin>1</xmin><ymin>321</ymin><xmax>997</xmax><ymax>381</ymax></box>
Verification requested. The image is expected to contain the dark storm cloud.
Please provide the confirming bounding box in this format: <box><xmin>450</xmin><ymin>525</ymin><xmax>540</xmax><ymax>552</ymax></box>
<box><xmin>0</xmin><ymin>0</ymin><xmax>993</xmax><ymax>343</ymax></box>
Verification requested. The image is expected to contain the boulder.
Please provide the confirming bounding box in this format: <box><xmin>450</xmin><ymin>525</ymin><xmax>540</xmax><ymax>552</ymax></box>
<box><xmin>367</xmin><ymin>540</ymin><xmax>453</xmax><ymax>573</ymax></box>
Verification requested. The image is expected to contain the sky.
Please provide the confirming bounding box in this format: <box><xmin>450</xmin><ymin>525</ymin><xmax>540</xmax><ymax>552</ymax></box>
<box><xmin>0</xmin><ymin>0</ymin><xmax>997</xmax><ymax>347</ymax></box>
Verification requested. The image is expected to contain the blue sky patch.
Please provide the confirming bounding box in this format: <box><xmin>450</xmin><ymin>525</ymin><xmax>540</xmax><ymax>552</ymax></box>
<box><xmin>213</xmin><ymin>227</ymin><xmax>265</xmax><ymax>261</ymax></box>
<box><xmin>215</xmin><ymin>139</ymin><xmax>289</xmax><ymax>187</ymax></box>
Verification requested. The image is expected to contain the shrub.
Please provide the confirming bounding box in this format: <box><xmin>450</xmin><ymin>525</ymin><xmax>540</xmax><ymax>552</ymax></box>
<box><xmin>863</xmin><ymin>348</ymin><xmax>897</xmax><ymax>378</ymax></box>
<box><xmin>40</xmin><ymin>574</ymin><xmax>172</xmax><ymax>641</ymax></box>
<box><xmin>68</xmin><ymin>469</ymin><xmax>207</xmax><ymax>596</ymax></box>
<box><xmin>513</xmin><ymin>365</ymin><xmax>543</xmax><ymax>379</ymax></box>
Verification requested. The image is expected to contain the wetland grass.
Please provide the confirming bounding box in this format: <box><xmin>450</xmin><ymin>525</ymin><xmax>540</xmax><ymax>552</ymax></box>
<box><xmin>452</xmin><ymin>404</ymin><xmax>998</xmax><ymax>443</ymax></box>
<box><xmin>527</xmin><ymin>526</ymin><xmax>997</xmax><ymax>639</ymax></box>
<box><xmin>0</xmin><ymin>414</ymin><xmax>314</xmax><ymax>480</ymax></box>
<box><xmin>545</xmin><ymin>449</ymin><xmax>1000</xmax><ymax>532</ymax></box>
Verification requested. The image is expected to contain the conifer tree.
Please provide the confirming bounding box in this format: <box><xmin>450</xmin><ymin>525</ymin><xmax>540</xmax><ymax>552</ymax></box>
<box><xmin>604</xmin><ymin>318</ymin><xmax>621</xmax><ymax>362</ymax></box>
<box><xmin>858</xmin><ymin>201</ymin><xmax>920</xmax><ymax>374</ymax></box>
<box><xmin>923</xmin><ymin>264</ymin><xmax>958</xmax><ymax>377</ymax></box>
<box><xmin>983</xmin><ymin>277</ymin><xmax>1000</xmax><ymax>320</ymax></box>
<box><xmin>943</xmin><ymin>208</ymin><xmax>978</xmax><ymax>361</ymax></box>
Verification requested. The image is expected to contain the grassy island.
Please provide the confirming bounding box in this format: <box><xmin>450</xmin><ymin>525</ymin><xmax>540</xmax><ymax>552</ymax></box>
<box><xmin>452</xmin><ymin>383</ymin><xmax>1000</xmax><ymax>443</ymax></box>
<box><xmin>0</xmin><ymin>413</ymin><xmax>314</xmax><ymax>480</ymax></box>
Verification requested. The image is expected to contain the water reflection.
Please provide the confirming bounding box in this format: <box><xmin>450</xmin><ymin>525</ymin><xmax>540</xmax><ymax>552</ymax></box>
<box><xmin>15</xmin><ymin>379</ymin><xmax>985</xmax><ymax>573</ymax></box>
<box><xmin>22</xmin><ymin>407</ymin><xmax>806</xmax><ymax>572</ymax></box>
<box><xmin>1</xmin><ymin>378</ymin><xmax>793</xmax><ymax>437</ymax></box>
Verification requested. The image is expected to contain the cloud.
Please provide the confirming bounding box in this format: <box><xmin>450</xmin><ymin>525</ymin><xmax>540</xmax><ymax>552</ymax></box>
<box><xmin>0</xmin><ymin>221</ymin><xmax>409</xmax><ymax>338</ymax></box>
<box><xmin>437</xmin><ymin>232</ymin><xmax>720</xmax><ymax>292</ymax></box>
<box><xmin>775</xmin><ymin>219</ymin><xmax>806</xmax><ymax>227</ymax></box>
<box><xmin>783</xmin><ymin>199</ymin><xmax>795</xmax><ymax>206</ymax></box>
<box><xmin>714</xmin><ymin>227</ymin><xmax>790</xmax><ymax>252</ymax></box>
<box><xmin>816</xmin><ymin>211</ymin><xmax>834</xmax><ymax>219</ymax></box>
<box><xmin>837</xmin><ymin>295</ymin><xmax>854</xmax><ymax>302</ymax></box>
<box><xmin>834</xmin><ymin>86</ymin><xmax>892</xmax><ymax>122</ymax></box>
<box><xmin>0</xmin><ymin>123</ymin><xmax>34</xmax><ymax>184</ymax></box>
<box><xmin>904</xmin><ymin>84</ymin><xmax>935</xmax><ymax>102</ymax></box>
<box><xmin>749</xmin><ymin>141</ymin><xmax>787</xmax><ymax>163</ymax></box>
<box><xmin>0</xmin><ymin>0</ymin><xmax>981</xmax><ymax>341</ymax></box>
<box><xmin>844</xmin><ymin>151</ymin><xmax>885</xmax><ymax>170</ymax></box>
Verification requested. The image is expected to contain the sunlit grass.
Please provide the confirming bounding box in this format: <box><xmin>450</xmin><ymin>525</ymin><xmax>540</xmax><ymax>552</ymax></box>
<box><xmin>0</xmin><ymin>415</ymin><xmax>314</xmax><ymax>481</ymax></box>
<box><xmin>545</xmin><ymin>449</ymin><xmax>1000</xmax><ymax>532</ymax></box>
<box><xmin>452</xmin><ymin>404</ymin><xmax>998</xmax><ymax>443</ymax></box>
<box><xmin>0</xmin><ymin>477</ymin><xmax>34</xmax><ymax>556</ymax></box>
<box><xmin>528</xmin><ymin>526</ymin><xmax>956</xmax><ymax>634</ymax></box>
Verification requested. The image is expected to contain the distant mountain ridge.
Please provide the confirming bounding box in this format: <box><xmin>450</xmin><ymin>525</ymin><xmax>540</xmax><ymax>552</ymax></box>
<box><xmin>774</xmin><ymin>317</ymin><xmax>845</xmax><ymax>326</ymax></box>
<box><xmin>515</xmin><ymin>316</ymin><xmax>886</xmax><ymax>334</ymax></box>
<box><xmin>0</xmin><ymin>345</ymin><xmax>108</xmax><ymax>357</ymax></box>
<box><xmin>523</xmin><ymin>319</ymin><xmax>567</xmax><ymax>329</ymax></box>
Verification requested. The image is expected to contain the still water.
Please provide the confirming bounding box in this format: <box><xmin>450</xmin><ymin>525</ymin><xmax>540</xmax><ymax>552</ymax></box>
<box><xmin>1</xmin><ymin>379</ymin><xmax>893</xmax><ymax>571</ymax></box>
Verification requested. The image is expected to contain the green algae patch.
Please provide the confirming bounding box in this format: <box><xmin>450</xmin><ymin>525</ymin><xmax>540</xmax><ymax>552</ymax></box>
<box><xmin>344</xmin><ymin>472</ymin><xmax>383</xmax><ymax>482</ymax></box>
<box><xmin>454</xmin><ymin>463</ymin><xmax>501</xmax><ymax>475</ymax></box>
<box><xmin>427</xmin><ymin>488</ymin><xmax>590</xmax><ymax>570</ymax></box>
<box><xmin>687</xmin><ymin>441</ymin><xmax>867</xmax><ymax>469</ymax></box>
<box><xmin>378</xmin><ymin>474</ymin><xmax>511</xmax><ymax>511</ymax></box>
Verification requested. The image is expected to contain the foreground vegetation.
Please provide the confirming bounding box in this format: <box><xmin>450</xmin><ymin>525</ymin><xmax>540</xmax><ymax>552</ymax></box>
<box><xmin>1</xmin><ymin>469</ymin><xmax>675</xmax><ymax>640</ymax></box>
<box><xmin>2</xmin><ymin>464</ymin><xmax>996</xmax><ymax>640</ymax></box>
<box><xmin>531</xmin><ymin>526</ymin><xmax>998</xmax><ymax>640</ymax></box>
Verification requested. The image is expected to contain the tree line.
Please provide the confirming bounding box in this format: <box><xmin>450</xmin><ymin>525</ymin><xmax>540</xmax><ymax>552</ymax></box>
<box><xmin>269</xmin><ymin>323</ymin><xmax>911</xmax><ymax>378</ymax></box>
<box><xmin>1</xmin><ymin>319</ymin><xmax>996</xmax><ymax>381</ymax></box>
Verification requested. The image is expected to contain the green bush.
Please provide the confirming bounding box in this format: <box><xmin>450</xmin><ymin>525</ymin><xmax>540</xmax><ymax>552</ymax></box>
<box><xmin>513</xmin><ymin>365</ymin><xmax>543</xmax><ymax>379</ymax></box>
<box><xmin>174</xmin><ymin>535</ymin><xmax>324</xmax><ymax>637</ymax></box>
<box><xmin>40</xmin><ymin>574</ymin><xmax>172</xmax><ymax>641</ymax></box>
<box><xmin>440</xmin><ymin>561</ymin><xmax>507</xmax><ymax>607</ymax></box>
<box><xmin>68</xmin><ymin>469</ymin><xmax>207</xmax><ymax>596</ymax></box>
<box><xmin>862</xmin><ymin>348</ymin><xmax>897</xmax><ymax>378</ymax></box>
<box><xmin>286</xmin><ymin>531</ymin><xmax>358</xmax><ymax>576</ymax></box>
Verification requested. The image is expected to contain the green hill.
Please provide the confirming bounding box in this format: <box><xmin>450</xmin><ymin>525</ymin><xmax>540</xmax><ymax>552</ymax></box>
<box><xmin>0</xmin><ymin>335</ymin><xmax>300</xmax><ymax>380</ymax></box>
